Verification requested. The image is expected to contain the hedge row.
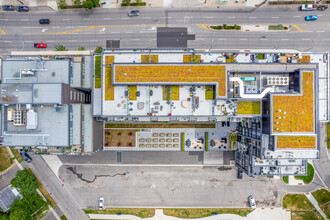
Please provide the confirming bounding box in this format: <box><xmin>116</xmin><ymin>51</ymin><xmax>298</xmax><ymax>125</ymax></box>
<box><xmin>121</xmin><ymin>2</ymin><xmax>146</xmax><ymax>6</ymax></box>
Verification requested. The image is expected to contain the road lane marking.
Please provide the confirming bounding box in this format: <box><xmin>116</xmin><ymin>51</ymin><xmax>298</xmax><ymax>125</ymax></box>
<box><xmin>0</xmin><ymin>19</ymin><xmax>8</xmax><ymax>21</ymax></box>
<box><xmin>249</xmin><ymin>17</ymin><xmax>257</xmax><ymax>18</ymax></box>
<box><xmin>83</xmin><ymin>18</ymin><xmax>91</xmax><ymax>20</ymax></box>
<box><xmin>4</xmin><ymin>41</ymin><xmax>11</xmax><ymax>42</ymax></box>
<box><xmin>205</xmin><ymin>17</ymin><xmax>214</xmax><ymax>18</ymax></box>
<box><xmin>62</xmin><ymin>19</ymin><xmax>70</xmax><ymax>21</ymax></box>
<box><xmin>196</xmin><ymin>24</ymin><xmax>210</xmax><ymax>31</ymax></box>
<box><xmin>143</xmin><ymin>17</ymin><xmax>151</xmax><ymax>19</ymax></box>
<box><xmin>271</xmin><ymin>17</ymin><xmax>279</xmax><ymax>18</ymax></box>
<box><xmin>281</xmin><ymin>39</ymin><xmax>289</xmax><ymax>40</ymax></box>
<box><xmin>228</xmin><ymin>16</ymin><xmax>236</xmax><ymax>18</ymax></box>
<box><xmin>24</xmin><ymin>24</ymin><xmax>167</xmax><ymax>35</ymax></box>
<box><xmin>294</xmin><ymin>16</ymin><xmax>301</xmax><ymax>18</ymax></box>
<box><xmin>103</xmin><ymin>18</ymin><xmax>111</xmax><ymax>20</ymax></box>
<box><xmin>24</xmin><ymin>41</ymin><xmax>33</xmax><ymax>43</ymax></box>
<box><xmin>20</xmin><ymin>19</ymin><xmax>29</xmax><ymax>21</ymax></box>
<box><xmin>293</xmin><ymin>24</ymin><xmax>304</xmax><ymax>32</ymax></box>
<box><xmin>316</xmin><ymin>31</ymin><xmax>325</xmax><ymax>32</ymax></box>
<box><xmin>68</xmin><ymin>40</ymin><xmax>77</xmax><ymax>42</ymax></box>
<box><xmin>240</xmin><ymin>39</ymin><xmax>248</xmax><ymax>40</ymax></box>
<box><xmin>217</xmin><ymin>39</ymin><xmax>225</xmax><ymax>40</ymax></box>
<box><xmin>0</xmin><ymin>28</ymin><xmax>6</xmax><ymax>35</ymax></box>
<box><xmin>260</xmin><ymin>39</ymin><xmax>268</xmax><ymax>40</ymax></box>
<box><xmin>46</xmin><ymin>40</ymin><xmax>55</xmax><ymax>42</ymax></box>
<box><xmin>302</xmin><ymin>39</ymin><xmax>310</xmax><ymax>41</ymax></box>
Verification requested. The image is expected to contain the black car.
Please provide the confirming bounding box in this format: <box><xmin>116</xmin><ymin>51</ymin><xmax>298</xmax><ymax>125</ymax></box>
<box><xmin>39</xmin><ymin>19</ymin><xmax>50</xmax><ymax>24</ymax></box>
<box><xmin>2</xmin><ymin>5</ymin><xmax>15</xmax><ymax>11</ymax></box>
<box><xmin>237</xmin><ymin>168</ymin><xmax>243</xmax><ymax>179</ymax></box>
<box><xmin>16</xmin><ymin>6</ymin><xmax>29</xmax><ymax>12</ymax></box>
<box><xmin>20</xmin><ymin>151</ymin><xmax>32</xmax><ymax>163</ymax></box>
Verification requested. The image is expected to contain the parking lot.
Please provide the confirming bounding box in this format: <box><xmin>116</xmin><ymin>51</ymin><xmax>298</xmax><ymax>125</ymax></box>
<box><xmin>59</xmin><ymin>165</ymin><xmax>285</xmax><ymax>209</ymax></box>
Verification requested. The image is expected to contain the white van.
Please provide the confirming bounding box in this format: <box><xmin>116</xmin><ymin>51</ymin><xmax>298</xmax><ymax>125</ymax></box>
<box><xmin>300</xmin><ymin>4</ymin><xmax>315</xmax><ymax>11</ymax></box>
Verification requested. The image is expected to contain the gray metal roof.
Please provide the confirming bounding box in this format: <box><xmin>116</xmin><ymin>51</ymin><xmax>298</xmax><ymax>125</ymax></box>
<box><xmin>1</xmin><ymin>59</ymin><xmax>70</xmax><ymax>84</ymax></box>
<box><xmin>0</xmin><ymin>185</ymin><xmax>22</xmax><ymax>212</ymax></box>
<box><xmin>1</xmin><ymin>104</ymin><xmax>70</xmax><ymax>147</ymax></box>
<box><xmin>32</xmin><ymin>84</ymin><xmax>62</xmax><ymax>104</ymax></box>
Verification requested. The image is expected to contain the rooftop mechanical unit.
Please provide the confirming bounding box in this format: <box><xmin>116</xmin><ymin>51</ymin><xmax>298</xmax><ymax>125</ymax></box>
<box><xmin>13</xmin><ymin>109</ymin><xmax>26</xmax><ymax>126</ymax></box>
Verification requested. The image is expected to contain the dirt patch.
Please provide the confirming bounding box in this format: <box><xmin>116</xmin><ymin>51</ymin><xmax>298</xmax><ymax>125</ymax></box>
<box><xmin>104</xmin><ymin>129</ymin><xmax>139</xmax><ymax>147</ymax></box>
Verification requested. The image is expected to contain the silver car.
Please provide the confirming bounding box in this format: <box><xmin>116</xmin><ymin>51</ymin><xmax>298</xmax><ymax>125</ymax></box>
<box><xmin>128</xmin><ymin>10</ymin><xmax>140</xmax><ymax>17</ymax></box>
<box><xmin>248</xmin><ymin>195</ymin><xmax>256</xmax><ymax>209</ymax></box>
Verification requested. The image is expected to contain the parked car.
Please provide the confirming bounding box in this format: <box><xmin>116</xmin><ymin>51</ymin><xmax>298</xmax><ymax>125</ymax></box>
<box><xmin>16</xmin><ymin>6</ymin><xmax>29</xmax><ymax>12</ymax></box>
<box><xmin>39</xmin><ymin>19</ymin><xmax>50</xmax><ymax>24</ymax></box>
<box><xmin>305</xmin><ymin>15</ymin><xmax>318</xmax><ymax>21</ymax></box>
<box><xmin>248</xmin><ymin>196</ymin><xmax>256</xmax><ymax>209</ymax></box>
<box><xmin>99</xmin><ymin>197</ymin><xmax>104</xmax><ymax>210</ymax></box>
<box><xmin>299</xmin><ymin>4</ymin><xmax>315</xmax><ymax>11</ymax></box>
<box><xmin>34</xmin><ymin>43</ymin><xmax>47</xmax><ymax>48</ymax></box>
<box><xmin>2</xmin><ymin>5</ymin><xmax>15</xmax><ymax>11</ymax></box>
<box><xmin>128</xmin><ymin>10</ymin><xmax>140</xmax><ymax>17</ymax></box>
<box><xmin>237</xmin><ymin>168</ymin><xmax>243</xmax><ymax>179</ymax></box>
<box><xmin>20</xmin><ymin>151</ymin><xmax>32</xmax><ymax>163</ymax></box>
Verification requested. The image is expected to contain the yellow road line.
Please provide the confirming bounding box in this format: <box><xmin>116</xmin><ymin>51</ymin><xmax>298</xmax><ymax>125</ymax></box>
<box><xmin>24</xmin><ymin>24</ymin><xmax>167</xmax><ymax>35</ymax></box>
<box><xmin>0</xmin><ymin>28</ymin><xmax>6</xmax><ymax>35</ymax></box>
<box><xmin>197</xmin><ymin>24</ymin><xmax>210</xmax><ymax>31</ymax></box>
<box><xmin>293</xmin><ymin>24</ymin><xmax>304</xmax><ymax>32</ymax></box>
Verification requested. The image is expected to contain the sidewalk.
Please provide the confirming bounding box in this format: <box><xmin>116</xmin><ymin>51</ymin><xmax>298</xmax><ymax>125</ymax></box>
<box><xmin>88</xmin><ymin>208</ymin><xmax>290</xmax><ymax>220</ymax></box>
<box><xmin>305</xmin><ymin>192</ymin><xmax>328</xmax><ymax>219</ymax></box>
<box><xmin>0</xmin><ymin>0</ymin><xmax>266</xmax><ymax>11</ymax></box>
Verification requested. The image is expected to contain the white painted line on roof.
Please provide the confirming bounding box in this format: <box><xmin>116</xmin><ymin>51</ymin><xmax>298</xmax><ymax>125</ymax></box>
<box><xmin>20</xmin><ymin>19</ymin><xmax>29</xmax><ymax>21</ymax></box>
<box><xmin>302</xmin><ymin>39</ymin><xmax>310</xmax><ymax>41</ymax></box>
<box><xmin>249</xmin><ymin>17</ymin><xmax>257</xmax><ymax>18</ymax></box>
<box><xmin>46</xmin><ymin>40</ymin><xmax>55</xmax><ymax>42</ymax></box>
<box><xmin>240</xmin><ymin>38</ymin><xmax>248</xmax><ymax>40</ymax></box>
<box><xmin>281</xmin><ymin>39</ymin><xmax>289</xmax><ymax>40</ymax></box>
<box><xmin>294</xmin><ymin>16</ymin><xmax>301</xmax><ymax>18</ymax></box>
<box><xmin>62</xmin><ymin>19</ymin><xmax>70</xmax><ymax>21</ymax></box>
<box><xmin>228</xmin><ymin>16</ymin><xmax>236</xmax><ymax>18</ymax></box>
<box><xmin>271</xmin><ymin>17</ymin><xmax>279</xmax><ymax>18</ymax></box>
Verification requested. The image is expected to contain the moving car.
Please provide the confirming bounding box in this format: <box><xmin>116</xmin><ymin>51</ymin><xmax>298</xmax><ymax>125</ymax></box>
<box><xmin>300</xmin><ymin>4</ymin><xmax>315</xmax><ymax>11</ymax></box>
<box><xmin>237</xmin><ymin>168</ymin><xmax>243</xmax><ymax>179</ymax></box>
<box><xmin>34</xmin><ymin>43</ymin><xmax>47</xmax><ymax>48</ymax></box>
<box><xmin>20</xmin><ymin>151</ymin><xmax>32</xmax><ymax>163</ymax></box>
<box><xmin>16</xmin><ymin>6</ymin><xmax>29</xmax><ymax>12</ymax></box>
<box><xmin>248</xmin><ymin>196</ymin><xmax>256</xmax><ymax>209</ymax></box>
<box><xmin>128</xmin><ymin>10</ymin><xmax>140</xmax><ymax>17</ymax></box>
<box><xmin>99</xmin><ymin>197</ymin><xmax>104</xmax><ymax>210</ymax></box>
<box><xmin>2</xmin><ymin>5</ymin><xmax>15</xmax><ymax>11</ymax></box>
<box><xmin>39</xmin><ymin>19</ymin><xmax>50</xmax><ymax>24</ymax></box>
<box><xmin>305</xmin><ymin>15</ymin><xmax>318</xmax><ymax>21</ymax></box>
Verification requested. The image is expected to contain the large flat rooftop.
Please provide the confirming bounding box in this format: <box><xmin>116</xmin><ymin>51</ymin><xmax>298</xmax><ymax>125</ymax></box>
<box><xmin>272</xmin><ymin>71</ymin><xmax>314</xmax><ymax>133</ymax></box>
<box><xmin>113</xmin><ymin>64</ymin><xmax>227</xmax><ymax>97</ymax></box>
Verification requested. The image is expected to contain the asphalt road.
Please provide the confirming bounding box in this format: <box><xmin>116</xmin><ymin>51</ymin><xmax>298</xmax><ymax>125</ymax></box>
<box><xmin>0</xmin><ymin>6</ymin><xmax>330</xmax><ymax>53</ymax></box>
<box><xmin>58</xmin><ymin>164</ymin><xmax>323</xmax><ymax>209</ymax></box>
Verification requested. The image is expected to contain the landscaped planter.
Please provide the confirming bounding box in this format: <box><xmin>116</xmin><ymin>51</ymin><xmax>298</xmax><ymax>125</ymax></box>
<box><xmin>209</xmin><ymin>24</ymin><xmax>241</xmax><ymax>31</ymax></box>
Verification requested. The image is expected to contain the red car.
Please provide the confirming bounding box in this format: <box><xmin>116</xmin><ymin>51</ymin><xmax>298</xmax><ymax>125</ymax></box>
<box><xmin>34</xmin><ymin>43</ymin><xmax>47</xmax><ymax>48</ymax></box>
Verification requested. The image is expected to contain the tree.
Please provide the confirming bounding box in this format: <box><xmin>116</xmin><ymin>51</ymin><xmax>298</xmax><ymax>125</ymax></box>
<box><xmin>122</xmin><ymin>0</ymin><xmax>130</xmax><ymax>3</ymax></box>
<box><xmin>78</xmin><ymin>46</ymin><xmax>86</xmax><ymax>51</ymax></box>
<box><xmin>83</xmin><ymin>0</ymin><xmax>99</xmax><ymax>9</ymax></box>
<box><xmin>136</xmin><ymin>0</ymin><xmax>142</xmax><ymax>3</ymax></box>
<box><xmin>73</xmin><ymin>0</ymin><xmax>82</xmax><ymax>7</ymax></box>
<box><xmin>57</xmin><ymin>0</ymin><xmax>67</xmax><ymax>9</ymax></box>
<box><xmin>94</xmin><ymin>46</ymin><xmax>103</xmax><ymax>54</ymax></box>
<box><xmin>54</xmin><ymin>45</ymin><xmax>67</xmax><ymax>51</ymax></box>
<box><xmin>11</xmin><ymin>169</ymin><xmax>37</xmax><ymax>195</ymax></box>
<box><xmin>0</xmin><ymin>214</ymin><xmax>9</xmax><ymax>220</ymax></box>
<box><xmin>9</xmin><ymin>209</ymin><xmax>30</xmax><ymax>220</ymax></box>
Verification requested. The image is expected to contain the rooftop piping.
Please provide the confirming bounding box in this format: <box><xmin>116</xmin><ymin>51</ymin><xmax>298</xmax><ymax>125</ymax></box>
<box><xmin>230</xmin><ymin>77</ymin><xmax>274</xmax><ymax>98</ymax></box>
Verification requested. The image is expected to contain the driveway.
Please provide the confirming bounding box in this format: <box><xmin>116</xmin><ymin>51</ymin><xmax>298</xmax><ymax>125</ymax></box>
<box><xmin>58</xmin><ymin>165</ymin><xmax>319</xmax><ymax>209</ymax></box>
<box><xmin>0</xmin><ymin>164</ymin><xmax>20</xmax><ymax>190</ymax></box>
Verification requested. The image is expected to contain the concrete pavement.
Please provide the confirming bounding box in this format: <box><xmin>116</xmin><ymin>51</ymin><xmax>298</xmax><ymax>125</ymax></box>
<box><xmin>305</xmin><ymin>192</ymin><xmax>328</xmax><ymax>220</ymax></box>
<box><xmin>88</xmin><ymin>208</ymin><xmax>290</xmax><ymax>220</ymax></box>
